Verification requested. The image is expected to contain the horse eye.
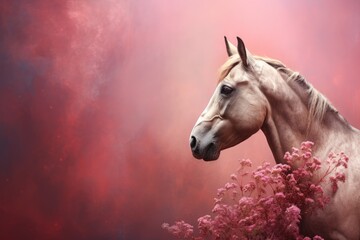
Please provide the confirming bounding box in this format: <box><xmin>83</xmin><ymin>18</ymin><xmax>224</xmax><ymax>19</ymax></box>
<box><xmin>220</xmin><ymin>85</ymin><xmax>234</xmax><ymax>96</ymax></box>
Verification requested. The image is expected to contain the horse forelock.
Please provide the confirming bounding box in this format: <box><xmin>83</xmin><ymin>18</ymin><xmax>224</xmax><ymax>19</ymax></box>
<box><xmin>218</xmin><ymin>55</ymin><xmax>337</xmax><ymax>123</ymax></box>
<box><xmin>218</xmin><ymin>55</ymin><xmax>241</xmax><ymax>82</ymax></box>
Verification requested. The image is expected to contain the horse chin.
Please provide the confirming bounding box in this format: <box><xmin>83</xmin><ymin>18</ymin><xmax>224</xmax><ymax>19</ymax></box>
<box><xmin>202</xmin><ymin>143</ymin><xmax>220</xmax><ymax>161</ymax></box>
<box><xmin>203</xmin><ymin>153</ymin><xmax>220</xmax><ymax>161</ymax></box>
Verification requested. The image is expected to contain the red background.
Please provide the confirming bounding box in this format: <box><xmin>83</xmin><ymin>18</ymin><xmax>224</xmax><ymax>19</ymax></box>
<box><xmin>0</xmin><ymin>1</ymin><xmax>359</xmax><ymax>239</ymax></box>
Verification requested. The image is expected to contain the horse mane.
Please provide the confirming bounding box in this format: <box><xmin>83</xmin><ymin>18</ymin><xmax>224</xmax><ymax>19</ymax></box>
<box><xmin>218</xmin><ymin>54</ymin><xmax>337</xmax><ymax>122</ymax></box>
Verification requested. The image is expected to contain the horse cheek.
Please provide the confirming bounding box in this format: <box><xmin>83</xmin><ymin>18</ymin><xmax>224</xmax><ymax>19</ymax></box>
<box><xmin>232</xmin><ymin>110</ymin><xmax>262</xmax><ymax>137</ymax></box>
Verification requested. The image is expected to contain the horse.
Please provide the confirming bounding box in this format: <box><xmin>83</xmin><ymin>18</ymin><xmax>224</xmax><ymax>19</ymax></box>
<box><xmin>189</xmin><ymin>37</ymin><xmax>360</xmax><ymax>239</ymax></box>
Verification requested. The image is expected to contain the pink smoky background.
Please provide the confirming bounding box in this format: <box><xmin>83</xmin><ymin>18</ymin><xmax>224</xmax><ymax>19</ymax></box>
<box><xmin>0</xmin><ymin>0</ymin><xmax>359</xmax><ymax>239</ymax></box>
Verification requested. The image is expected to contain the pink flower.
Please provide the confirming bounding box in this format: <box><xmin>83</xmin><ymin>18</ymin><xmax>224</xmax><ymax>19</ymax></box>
<box><xmin>230</xmin><ymin>173</ymin><xmax>238</xmax><ymax>181</ymax></box>
<box><xmin>335</xmin><ymin>172</ymin><xmax>346</xmax><ymax>182</ymax></box>
<box><xmin>305</xmin><ymin>198</ymin><xmax>315</xmax><ymax>205</ymax></box>
<box><xmin>242</xmin><ymin>182</ymin><xmax>256</xmax><ymax>193</ymax></box>
<box><xmin>225</xmin><ymin>182</ymin><xmax>237</xmax><ymax>190</ymax></box>
<box><xmin>285</xmin><ymin>205</ymin><xmax>301</xmax><ymax>223</ymax></box>
<box><xmin>214</xmin><ymin>197</ymin><xmax>222</xmax><ymax>204</ymax></box>
<box><xmin>275</xmin><ymin>192</ymin><xmax>286</xmax><ymax>200</ymax></box>
<box><xmin>161</xmin><ymin>223</ymin><xmax>169</xmax><ymax>229</ymax></box>
<box><xmin>284</xmin><ymin>151</ymin><xmax>292</xmax><ymax>161</ymax></box>
<box><xmin>217</xmin><ymin>187</ymin><xmax>226</xmax><ymax>197</ymax></box>
<box><xmin>238</xmin><ymin>159</ymin><xmax>252</xmax><ymax>169</ymax></box>
<box><xmin>302</xmin><ymin>151</ymin><xmax>312</xmax><ymax>159</ymax></box>
<box><xmin>162</xmin><ymin>221</ymin><xmax>194</xmax><ymax>238</ymax></box>
<box><xmin>238</xmin><ymin>196</ymin><xmax>253</xmax><ymax>205</ymax></box>
<box><xmin>313</xmin><ymin>157</ymin><xmax>321</xmax><ymax>165</ymax></box>
<box><xmin>301</xmin><ymin>141</ymin><xmax>314</xmax><ymax>150</ymax></box>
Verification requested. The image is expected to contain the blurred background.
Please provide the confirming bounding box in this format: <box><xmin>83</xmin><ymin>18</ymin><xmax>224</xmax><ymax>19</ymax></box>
<box><xmin>0</xmin><ymin>0</ymin><xmax>359</xmax><ymax>239</ymax></box>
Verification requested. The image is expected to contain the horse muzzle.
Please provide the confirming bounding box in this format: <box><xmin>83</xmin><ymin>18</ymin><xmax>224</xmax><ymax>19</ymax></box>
<box><xmin>189</xmin><ymin>135</ymin><xmax>220</xmax><ymax>161</ymax></box>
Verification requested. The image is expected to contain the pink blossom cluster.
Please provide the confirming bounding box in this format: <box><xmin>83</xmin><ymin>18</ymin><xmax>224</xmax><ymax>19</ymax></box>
<box><xmin>162</xmin><ymin>142</ymin><xmax>349</xmax><ymax>239</ymax></box>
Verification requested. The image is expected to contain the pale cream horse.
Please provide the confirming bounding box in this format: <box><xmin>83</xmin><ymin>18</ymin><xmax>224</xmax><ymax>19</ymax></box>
<box><xmin>190</xmin><ymin>37</ymin><xmax>360</xmax><ymax>239</ymax></box>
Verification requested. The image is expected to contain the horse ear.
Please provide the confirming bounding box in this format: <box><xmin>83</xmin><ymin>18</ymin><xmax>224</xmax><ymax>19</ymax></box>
<box><xmin>236</xmin><ymin>37</ymin><xmax>249</xmax><ymax>68</ymax></box>
<box><xmin>224</xmin><ymin>36</ymin><xmax>237</xmax><ymax>57</ymax></box>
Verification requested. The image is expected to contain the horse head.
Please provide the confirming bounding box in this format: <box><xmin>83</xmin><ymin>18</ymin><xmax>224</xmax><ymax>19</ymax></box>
<box><xmin>190</xmin><ymin>37</ymin><xmax>270</xmax><ymax>161</ymax></box>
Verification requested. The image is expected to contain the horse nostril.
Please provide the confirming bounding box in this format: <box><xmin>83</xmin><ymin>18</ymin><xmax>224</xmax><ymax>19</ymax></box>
<box><xmin>190</xmin><ymin>136</ymin><xmax>197</xmax><ymax>149</ymax></box>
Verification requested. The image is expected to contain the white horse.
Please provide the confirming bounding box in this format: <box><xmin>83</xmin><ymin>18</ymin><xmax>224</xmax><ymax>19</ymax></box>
<box><xmin>190</xmin><ymin>37</ymin><xmax>360</xmax><ymax>239</ymax></box>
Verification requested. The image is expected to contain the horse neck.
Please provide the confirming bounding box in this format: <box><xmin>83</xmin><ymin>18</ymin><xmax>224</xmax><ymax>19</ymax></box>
<box><xmin>260</xmin><ymin>73</ymin><xmax>354</xmax><ymax>164</ymax></box>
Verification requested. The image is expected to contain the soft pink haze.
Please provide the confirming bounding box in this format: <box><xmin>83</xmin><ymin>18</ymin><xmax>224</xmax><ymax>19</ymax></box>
<box><xmin>0</xmin><ymin>1</ymin><xmax>359</xmax><ymax>239</ymax></box>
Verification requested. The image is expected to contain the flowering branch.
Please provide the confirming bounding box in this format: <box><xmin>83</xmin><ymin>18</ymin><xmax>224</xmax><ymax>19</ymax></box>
<box><xmin>162</xmin><ymin>142</ymin><xmax>348</xmax><ymax>239</ymax></box>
